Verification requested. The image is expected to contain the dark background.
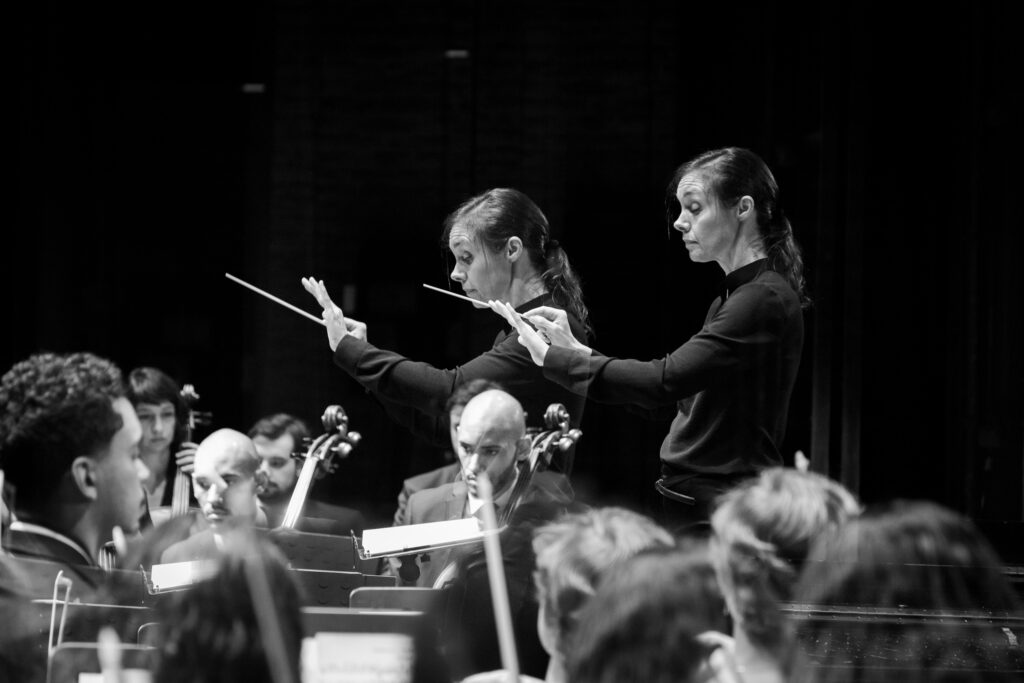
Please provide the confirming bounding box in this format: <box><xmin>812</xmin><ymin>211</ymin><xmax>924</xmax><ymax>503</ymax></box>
<box><xmin>9</xmin><ymin>2</ymin><xmax>1022</xmax><ymax>553</ymax></box>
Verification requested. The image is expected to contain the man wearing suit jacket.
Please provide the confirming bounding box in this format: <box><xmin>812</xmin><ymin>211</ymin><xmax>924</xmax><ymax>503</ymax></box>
<box><xmin>400</xmin><ymin>389</ymin><xmax>573</xmax><ymax>587</ymax></box>
<box><xmin>161</xmin><ymin>429</ymin><xmax>264</xmax><ymax>563</ymax></box>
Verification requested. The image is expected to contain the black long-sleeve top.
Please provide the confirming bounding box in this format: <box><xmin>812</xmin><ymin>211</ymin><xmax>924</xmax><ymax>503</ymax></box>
<box><xmin>332</xmin><ymin>293</ymin><xmax>589</xmax><ymax>437</ymax></box>
<box><xmin>543</xmin><ymin>259</ymin><xmax>803</xmax><ymax>474</ymax></box>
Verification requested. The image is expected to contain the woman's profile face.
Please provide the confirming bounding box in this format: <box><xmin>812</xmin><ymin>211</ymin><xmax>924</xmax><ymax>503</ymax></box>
<box><xmin>448</xmin><ymin>222</ymin><xmax>510</xmax><ymax>305</ymax></box>
<box><xmin>673</xmin><ymin>173</ymin><xmax>738</xmax><ymax>265</ymax></box>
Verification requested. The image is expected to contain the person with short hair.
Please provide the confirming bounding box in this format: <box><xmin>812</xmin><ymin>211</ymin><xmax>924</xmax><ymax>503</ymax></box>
<box><xmin>248</xmin><ymin>412</ymin><xmax>363</xmax><ymax>534</ymax></box>
<box><xmin>709</xmin><ymin>467</ymin><xmax>860</xmax><ymax>683</ymax></box>
<box><xmin>399</xmin><ymin>389</ymin><xmax>573</xmax><ymax>587</ymax></box>
<box><xmin>126</xmin><ymin>366</ymin><xmax>200</xmax><ymax>520</ymax></box>
<box><xmin>392</xmin><ymin>378</ymin><xmax>503</xmax><ymax>527</ymax></box>
<box><xmin>0</xmin><ymin>352</ymin><xmax>150</xmax><ymax>682</ymax></box>
<box><xmin>0</xmin><ymin>352</ymin><xmax>149</xmax><ymax>568</ymax></box>
<box><xmin>160</xmin><ymin>429</ymin><xmax>264</xmax><ymax>562</ymax></box>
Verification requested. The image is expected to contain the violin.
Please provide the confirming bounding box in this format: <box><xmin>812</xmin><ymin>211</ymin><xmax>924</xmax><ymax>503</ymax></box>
<box><xmin>500</xmin><ymin>403</ymin><xmax>582</xmax><ymax>526</ymax></box>
<box><xmin>279</xmin><ymin>405</ymin><xmax>361</xmax><ymax>529</ymax></box>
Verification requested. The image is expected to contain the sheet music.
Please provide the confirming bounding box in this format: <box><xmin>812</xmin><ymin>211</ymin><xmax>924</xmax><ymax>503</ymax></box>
<box><xmin>359</xmin><ymin>518</ymin><xmax>484</xmax><ymax>558</ymax></box>
<box><xmin>148</xmin><ymin>560</ymin><xmax>216</xmax><ymax>592</ymax></box>
<box><xmin>302</xmin><ymin>633</ymin><xmax>414</xmax><ymax>683</ymax></box>
<box><xmin>79</xmin><ymin>671</ymin><xmax>151</xmax><ymax>683</ymax></box>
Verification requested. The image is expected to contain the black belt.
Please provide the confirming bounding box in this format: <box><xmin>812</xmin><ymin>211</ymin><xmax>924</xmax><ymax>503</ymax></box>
<box><xmin>654</xmin><ymin>476</ymin><xmax>696</xmax><ymax>505</ymax></box>
<box><xmin>654</xmin><ymin>471</ymin><xmax>755</xmax><ymax>506</ymax></box>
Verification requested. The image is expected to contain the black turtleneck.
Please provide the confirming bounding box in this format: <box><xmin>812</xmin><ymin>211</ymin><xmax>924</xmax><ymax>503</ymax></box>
<box><xmin>544</xmin><ymin>258</ymin><xmax>803</xmax><ymax>474</ymax></box>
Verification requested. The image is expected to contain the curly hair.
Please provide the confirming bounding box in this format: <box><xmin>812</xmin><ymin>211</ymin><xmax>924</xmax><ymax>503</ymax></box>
<box><xmin>0</xmin><ymin>352</ymin><xmax>125</xmax><ymax>510</ymax></box>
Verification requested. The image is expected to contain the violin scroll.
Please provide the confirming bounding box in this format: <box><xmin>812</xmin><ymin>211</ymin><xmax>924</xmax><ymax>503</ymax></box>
<box><xmin>280</xmin><ymin>404</ymin><xmax>361</xmax><ymax>529</ymax></box>
<box><xmin>179</xmin><ymin>384</ymin><xmax>212</xmax><ymax>437</ymax></box>
<box><xmin>540</xmin><ymin>403</ymin><xmax>583</xmax><ymax>453</ymax></box>
<box><xmin>319</xmin><ymin>405</ymin><xmax>361</xmax><ymax>465</ymax></box>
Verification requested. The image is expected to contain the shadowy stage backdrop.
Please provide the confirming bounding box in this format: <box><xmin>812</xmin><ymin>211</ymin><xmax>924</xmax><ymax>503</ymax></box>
<box><xmin>10</xmin><ymin>1</ymin><xmax>1022</xmax><ymax>553</ymax></box>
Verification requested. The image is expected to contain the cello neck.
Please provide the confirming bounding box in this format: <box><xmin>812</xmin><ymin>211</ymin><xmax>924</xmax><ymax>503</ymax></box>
<box><xmin>170</xmin><ymin>422</ymin><xmax>194</xmax><ymax>518</ymax></box>
<box><xmin>280</xmin><ymin>455</ymin><xmax>319</xmax><ymax>529</ymax></box>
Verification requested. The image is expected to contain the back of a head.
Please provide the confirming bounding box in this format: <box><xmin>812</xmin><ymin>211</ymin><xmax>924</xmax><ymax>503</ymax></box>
<box><xmin>566</xmin><ymin>546</ymin><xmax>729</xmax><ymax>683</ymax></box>
<box><xmin>793</xmin><ymin>500</ymin><xmax>1024</xmax><ymax>682</ymax></box>
<box><xmin>710</xmin><ymin>468</ymin><xmax>859</xmax><ymax>650</ymax></box>
<box><xmin>0</xmin><ymin>352</ymin><xmax>125</xmax><ymax>511</ymax></box>
<box><xmin>532</xmin><ymin>507</ymin><xmax>675</xmax><ymax>655</ymax></box>
<box><xmin>155</xmin><ymin>530</ymin><xmax>304</xmax><ymax>683</ymax></box>
<box><xmin>798</xmin><ymin>499</ymin><xmax>1017</xmax><ymax>612</ymax></box>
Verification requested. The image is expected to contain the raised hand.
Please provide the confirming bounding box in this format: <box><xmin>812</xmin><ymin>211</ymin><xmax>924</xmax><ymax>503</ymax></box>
<box><xmin>487</xmin><ymin>300</ymin><xmax>550</xmax><ymax>366</ymax></box>
<box><xmin>301</xmin><ymin>276</ymin><xmax>368</xmax><ymax>350</ymax></box>
<box><xmin>520</xmin><ymin>305</ymin><xmax>591</xmax><ymax>354</ymax></box>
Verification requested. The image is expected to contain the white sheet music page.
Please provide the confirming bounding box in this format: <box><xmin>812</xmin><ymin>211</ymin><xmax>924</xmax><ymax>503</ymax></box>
<box><xmin>302</xmin><ymin>633</ymin><xmax>414</xmax><ymax>683</ymax></box>
<box><xmin>360</xmin><ymin>517</ymin><xmax>483</xmax><ymax>557</ymax></box>
<box><xmin>149</xmin><ymin>560</ymin><xmax>216</xmax><ymax>591</ymax></box>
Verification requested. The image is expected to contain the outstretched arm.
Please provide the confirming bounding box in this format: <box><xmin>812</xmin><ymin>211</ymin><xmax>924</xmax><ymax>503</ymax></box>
<box><xmin>301</xmin><ymin>276</ymin><xmax>368</xmax><ymax>350</ymax></box>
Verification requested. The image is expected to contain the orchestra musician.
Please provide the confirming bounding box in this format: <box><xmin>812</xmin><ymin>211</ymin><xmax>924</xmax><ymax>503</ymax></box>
<box><xmin>248</xmin><ymin>412</ymin><xmax>364</xmax><ymax>534</ymax></box>
<box><xmin>300</xmin><ymin>188</ymin><xmax>590</xmax><ymax>473</ymax></box>
<box><xmin>126</xmin><ymin>367</ymin><xmax>199</xmax><ymax>522</ymax></box>
<box><xmin>396</xmin><ymin>388</ymin><xmax>573</xmax><ymax>587</ymax></box>
<box><xmin>0</xmin><ymin>352</ymin><xmax>149</xmax><ymax>573</ymax></box>
<box><xmin>492</xmin><ymin>148</ymin><xmax>808</xmax><ymax>531</ymax></box>
<box><xmin>393</xmin><ymin>378</ymin><xmax>502</xmax><ymax>527</ymax></box>
<box><xmin>160</xmin><ymin>429</ymin><xmax>266</xmax><ymax>563</ymax></box>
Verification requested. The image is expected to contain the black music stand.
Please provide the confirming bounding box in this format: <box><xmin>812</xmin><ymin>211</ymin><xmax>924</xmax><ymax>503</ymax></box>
<box><xmin>269</xmin><ymin>528</ymin><xmax>378</xmax><ymax>573</ymax></box>
<box><xmin>291</xmin><ymin>568</ymin><xmax>397</xmax><ymax>607</ymax></box>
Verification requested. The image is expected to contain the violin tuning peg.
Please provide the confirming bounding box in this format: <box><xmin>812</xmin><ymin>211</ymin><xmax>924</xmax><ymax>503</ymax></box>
<box><xmin>347</xmin><ymin>431</ymin><xmax>362</xmax><ymax>446</ymax></box>
<box><xmin>558</xmin><ymin>430</ymin><xmax>582</xmax><ymax>451</ymax></box>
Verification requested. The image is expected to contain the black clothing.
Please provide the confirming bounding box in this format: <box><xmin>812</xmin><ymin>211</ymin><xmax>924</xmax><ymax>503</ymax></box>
<box><xmin>332</xmin><ymin>294</ymin><xmax>589</xmax><ymax>434</ymax></box>
<box><xmin>544</xmin><ymin>260</ymin><xmax>803</xmax><ymax>476</ymax></box>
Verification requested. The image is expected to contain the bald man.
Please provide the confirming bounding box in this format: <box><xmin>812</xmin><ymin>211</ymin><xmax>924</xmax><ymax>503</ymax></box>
<box><xmin>399</xmin><ymin>389</ymin><xmax>573</xmax><ymax>587</ymax></box>
<box><xmin>160</xmin><ymin>429</ymin><xmax>265</xmax><ymax>563</ymax></box>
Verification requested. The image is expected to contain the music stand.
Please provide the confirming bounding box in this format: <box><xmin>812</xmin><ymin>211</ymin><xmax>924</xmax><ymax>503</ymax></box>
<box><xmin>268</xmin><ymin>528</ymin><xmax>377</xmax><ymax>573</ymax></box>
<box><xmin>290</xmin><ymin>568</ymin><xmax>397</xmax><ymax>607</ymax></box>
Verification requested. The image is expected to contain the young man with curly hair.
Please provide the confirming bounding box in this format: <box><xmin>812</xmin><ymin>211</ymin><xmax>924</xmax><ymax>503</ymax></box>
<box><xmin>0</xmin><ymin>352</ymin><xmax>149</xmax><ymax>567</ymax></box>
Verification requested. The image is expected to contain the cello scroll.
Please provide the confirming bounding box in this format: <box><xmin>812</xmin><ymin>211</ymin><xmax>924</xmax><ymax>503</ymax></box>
<box><xmin>280</xmin><ymin>405</ymin><xmax>361</xmax><ymax>529</ymax></box>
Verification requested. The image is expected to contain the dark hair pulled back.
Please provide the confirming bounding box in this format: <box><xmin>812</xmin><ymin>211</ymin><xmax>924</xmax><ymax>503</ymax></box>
<box><xmin>443</xmin><ymin>188</ymin><xmax>591</xmax><ymax>334</ymax></box>
<box><xmin>666</xmin><ymin>148</ymin><xmax>810</xmax><ymax>307</ymax></box>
